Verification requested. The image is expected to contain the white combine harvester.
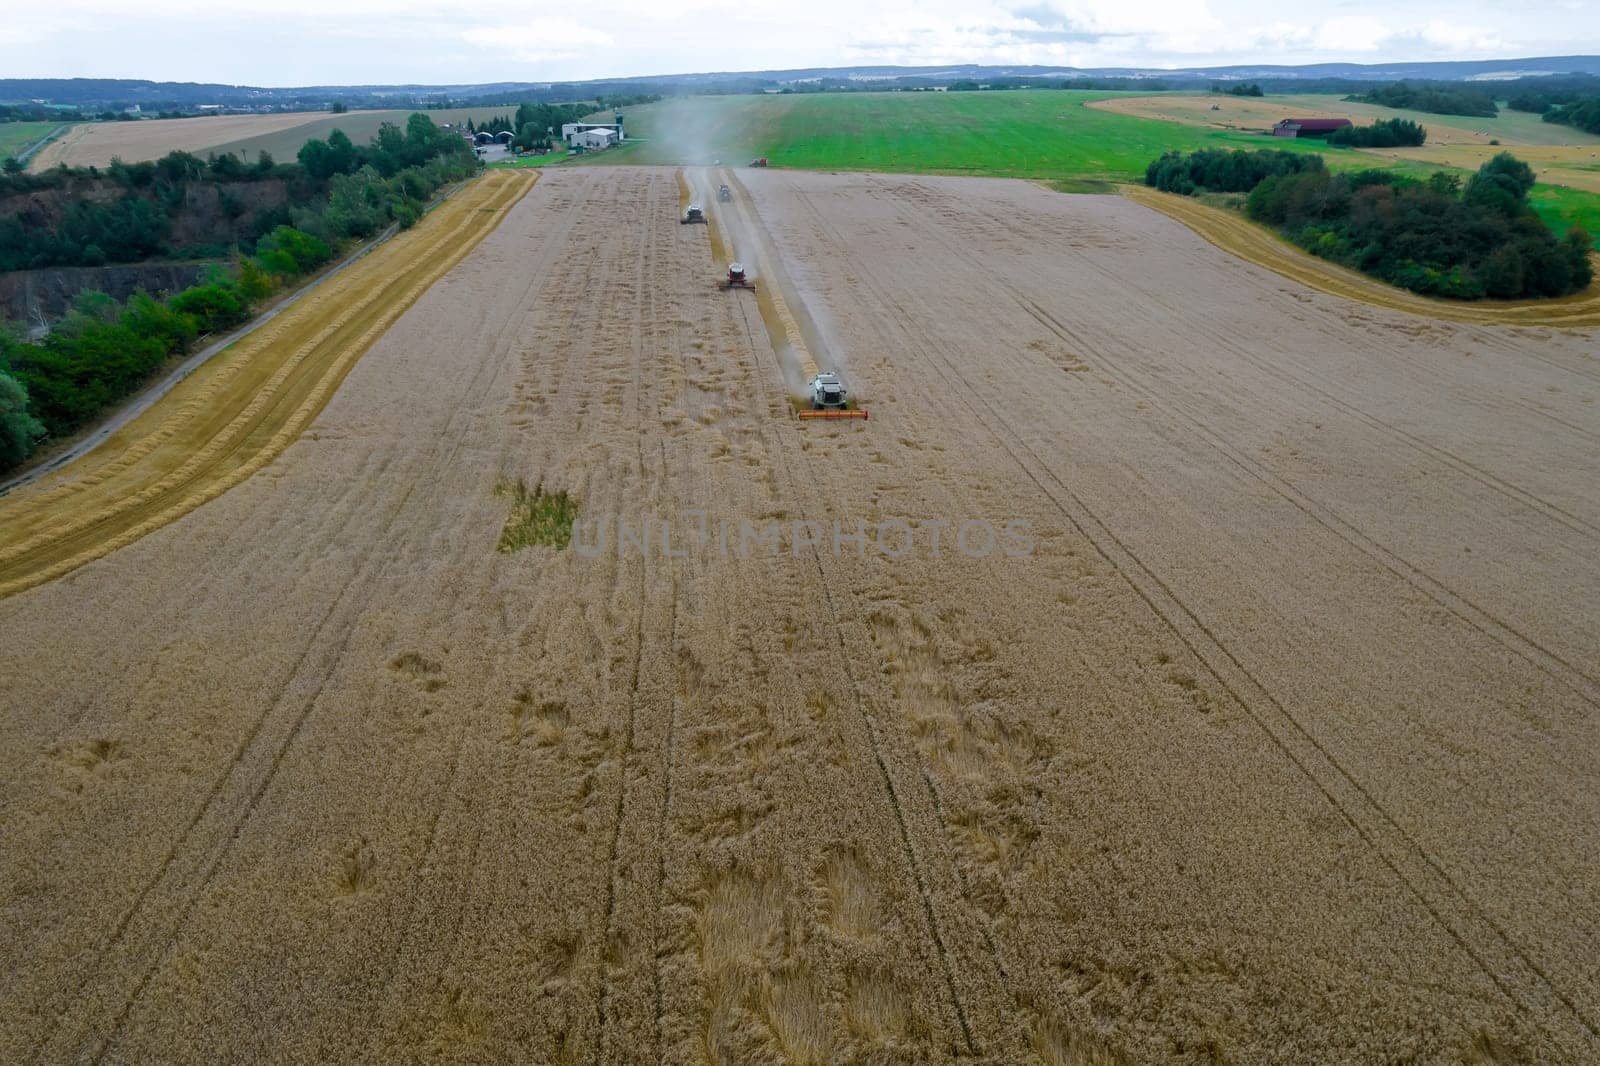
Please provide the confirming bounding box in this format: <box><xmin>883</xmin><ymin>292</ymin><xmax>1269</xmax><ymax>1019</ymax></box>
<box><xmin>800</xmin><ymin>372</ymin><xmax>867</xmax><ymax>420</ymax></box>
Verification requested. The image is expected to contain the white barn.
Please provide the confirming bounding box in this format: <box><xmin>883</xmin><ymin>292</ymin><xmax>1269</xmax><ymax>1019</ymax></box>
<box><xmin>561</xmin><ymin>122</ymin><xmax>624</xmax><ymax>148</ymax></box>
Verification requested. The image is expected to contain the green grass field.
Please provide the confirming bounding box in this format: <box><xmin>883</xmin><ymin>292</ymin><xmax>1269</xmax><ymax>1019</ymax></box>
<box><xmin>581</xmin><ymin>91</ymin><xmax>1600</xmax><ymax>236</ymax></box>
<box><xmin>0</xmin><ymin>122</ymin><xmax>60</xmax><ymax>161</ymax></box>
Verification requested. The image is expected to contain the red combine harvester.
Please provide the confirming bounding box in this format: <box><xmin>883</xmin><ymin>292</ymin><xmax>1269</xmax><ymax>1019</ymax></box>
<box><xmin>719</xmin><ymin>263</ymin><xmax>756</xmax><ymax>290</ymax></box>
<box><xmin>749</xmin><ymin>157</ymin><xmax>769</xmax><ymax>167</ymax></box>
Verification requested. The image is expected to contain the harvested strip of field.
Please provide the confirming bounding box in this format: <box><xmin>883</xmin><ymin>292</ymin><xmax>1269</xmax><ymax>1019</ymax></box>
<box><xmin>1123</xmin><ymin>183</ymin><xmax>1600</xmax><ymax>327</ymax></box>
<box><xmin>0</xmin><ymin>170</ymin><xmax>535</xmax><ymax>598</ymax></box>
<box><xmin>1</xmin><ymin>166</ymin><xmax>1597</xmax><ymax>1063</ymax></box>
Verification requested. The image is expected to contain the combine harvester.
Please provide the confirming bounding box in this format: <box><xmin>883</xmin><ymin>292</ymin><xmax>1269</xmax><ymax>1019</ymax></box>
<box><xmin>801</xmin><ymin>372</ymin><xmax>867</xmax><ymax>420</ymax></box>
<box><xmin>719</xmin><ymin>263</ymin><xmax>757</xmax><ymax>290</ymax></box>
<box><xmin>682</xmin><ymin>203</ymin><xmax>707</xmax><ymax>224</ymax></box>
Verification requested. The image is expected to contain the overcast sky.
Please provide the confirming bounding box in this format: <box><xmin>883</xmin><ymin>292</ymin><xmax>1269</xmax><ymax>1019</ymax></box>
<box><xmin>2</xmin><ymin>0</ymin><xmax>1596</xmax><ymax>86</ymax></box>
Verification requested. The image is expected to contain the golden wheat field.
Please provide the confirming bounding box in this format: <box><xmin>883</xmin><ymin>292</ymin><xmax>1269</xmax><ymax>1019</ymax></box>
<box><xmin>2</xmin><ymin>166</ymin><xmax>1598</xmax><ymax>1064</ymax></box>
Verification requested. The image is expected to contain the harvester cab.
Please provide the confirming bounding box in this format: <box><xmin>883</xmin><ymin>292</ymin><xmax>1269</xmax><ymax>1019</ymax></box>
<box><xmin>808</xmin><ymin>372</ymin><xmax>846</xmax><ymax>409</ymax></box>
<box><xmin>720</xmin><ymin>263</ymin><xmax>756</xmax><ymax>290</ymax></box>
<box><xmin>682</xmin><ymin>203</ymin><xmax>707</xmax><ymax>224</ymax></box>
<box><xmin>717</xmin><ymin>184</ymin><xmax>732</xmax><ymax>202</ymax></box>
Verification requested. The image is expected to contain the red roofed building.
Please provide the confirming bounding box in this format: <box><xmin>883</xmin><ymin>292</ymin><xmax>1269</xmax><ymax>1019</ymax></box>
<box><xmin>1273</xmin><ymin>118</ymin><xmax>1354</xmax><ymax>138</ymax></box>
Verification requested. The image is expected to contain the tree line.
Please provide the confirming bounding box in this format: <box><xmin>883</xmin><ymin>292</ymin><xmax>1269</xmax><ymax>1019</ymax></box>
<box><xmin>1145</xmin><ymin>148</ymin><xmax>1323</xmax><ymax>195</ymax></box>
<box><xmin>1348</xmin><ymin>82</ymin><xmax>1498</xmax><ymax>118</ymax></box>
<box><xmin>0</xmin><ymin>113</ymin><xmax>479</xmax><ymax>473</ymax></box>
<box><xmin>1145</xmin><ymin>148</ymin><xmax>1592</xmax><ymax>301</ymax></box>
<box><xmin>1506</xmin><ymin>81</ymin><xmax>1600</xmax><ymax>136</ymax></box>
<box><xmin>1</xmin><ymin>111</ymin><xmax>472</xmax><ymax>273</ymax></box>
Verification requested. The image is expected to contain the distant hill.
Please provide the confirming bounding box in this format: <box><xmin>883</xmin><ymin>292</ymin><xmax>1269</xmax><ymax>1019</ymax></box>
<box><xmin>5</xmin><ymin>56</ymin><xmax>1600</xmax><ymax>111</ymax></box>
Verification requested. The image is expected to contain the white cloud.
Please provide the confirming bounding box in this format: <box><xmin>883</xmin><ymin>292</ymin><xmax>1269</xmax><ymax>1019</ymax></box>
<box><xmin>461</xmin><ymin>19</ymin><xmax>615</xmax><ymax>63</ymax></box>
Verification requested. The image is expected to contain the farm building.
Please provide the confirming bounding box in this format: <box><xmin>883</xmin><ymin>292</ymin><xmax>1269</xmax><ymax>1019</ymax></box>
<box><xmin>561</xmin><ymin>122</ymin><xmax>625</xmax><ymax>148</ymax></box>
<box><xmin>1272</xmin><ymin>118</ymin><xmax>1353</xmax><ymax>139</ymax></box>
<box><xmin>576</xmin><ymin>127</ymin><xmax>619</xmax><ymax>150</ymax></box>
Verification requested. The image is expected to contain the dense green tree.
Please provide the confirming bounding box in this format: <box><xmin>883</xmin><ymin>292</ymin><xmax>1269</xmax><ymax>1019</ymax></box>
<box><xmin>1465</xmin><ymin>152</ymin><xmax>1536</xmax><ymax>215</ymax></box>
<box><xmin>1145</xmin><ymin>148</ymin><xmax>1322</xmax><ymax>195</ymax></box>
<box><xmin>1236</xmin><ymin>151</ymin><xmax>1590</xmax><ymax>301</ymax></box>
<box><xmin>0</xmin><ymin>366</ymin><xmax>44</xmax><ymax>469</ymax></box>
<box><xmin>1351</xmin><ymin>82</ymin><xmax>1497</xmax><ymax>117</ymax></box>
<box><xmin>1327</xmin><ymin>118</ymin><xmax>1427</xmax><ymax>148</ymax></box>
<box><xmin>255</xmin><ymin>225</ymin><xmax>332</xmax><ymax>275</ymax></box>
<box><xmin>168</xmin><ymin>282</ymin><xmax>247</xmax><ymax>332</ymax></box>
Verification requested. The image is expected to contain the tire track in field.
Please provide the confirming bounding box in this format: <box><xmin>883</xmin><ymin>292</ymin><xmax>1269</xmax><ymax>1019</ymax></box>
<box><xmin>790</xmin><ymin>179</ymin><xmax>1598</xmax><ymax>1046</ymax></box>
<box><xmin>1078</xmin><ymin>244</ymin><xmax>1600</xmax><ymax>554</ymax></box>
<box><xmin>735</xmin><ymin>178</ymin><xmax>1027</xmax><ymax>1005</ymax></box>
<box><xmin>710</xmin><ymin>188</ymin><xmax>986</xmax><ymax>1055</ymax></box>
<box><xmin>342</xmin><ymin>172</ymin><xmax>611</xmax><ymax>1059</ymax></box>
<box><xmin>645</xmin><ymin>169</ymin><xmax>695</xmax><ymax>1062</ymax></box>
<box><xmin>593</xmin><ymin>168</ymin><xmax>673</xmax><ymax>1065</ymax></box>
<box><xmin>1011</xmin><ymin>291</ymin><xmax>1600</xmax><ymax>708</ymax></box>
<box><xmin>365</xmin><ymin>170</ymin><xmax>642</xmax><ymax>1061</ymax></box>
<box><xmin>30</xmin><ymin>175</ymin><xmax>536</xmax><ymax>1062</ymax></box>
<box><xmin>876</xmin><ymin>174</ymin><xmax>1600</xmax><ymax>709</ymax></box>
<box><xmin>75</xmin><ymin>178</ymin><xmax>542</xmax><ymax>1063</ymax></box>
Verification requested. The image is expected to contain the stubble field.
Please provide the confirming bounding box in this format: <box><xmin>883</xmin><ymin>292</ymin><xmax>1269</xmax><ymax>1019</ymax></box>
<box><xmin>1</xmin><ymin>166</ymin><xmax>1597</xmax><ymax>1063</ymax></box>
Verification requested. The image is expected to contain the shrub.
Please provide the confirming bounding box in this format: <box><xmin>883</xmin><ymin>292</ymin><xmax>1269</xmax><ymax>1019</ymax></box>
<box><xmin>255</xmin><ymin>225</ymin><xmax>332</xmax><ymax>276</ymax></box>
<box><xmin>169</xmin><ymin>282</ymin><xmax>248</xmax><ymax>332</ymax></box>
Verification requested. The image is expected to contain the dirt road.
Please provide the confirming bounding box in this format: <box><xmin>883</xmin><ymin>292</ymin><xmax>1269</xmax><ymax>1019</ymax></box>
<box><xmin>1</xmin><ymin>167</ymin><xmax>1597</xmax><ymax>1063</ymax></box>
